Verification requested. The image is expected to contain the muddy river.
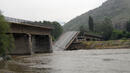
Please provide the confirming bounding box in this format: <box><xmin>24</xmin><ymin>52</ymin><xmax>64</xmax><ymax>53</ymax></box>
<box><xmin>0</xmin><ymin>49</ymin><xmax>130</xmax><ymax>73</ymax></box>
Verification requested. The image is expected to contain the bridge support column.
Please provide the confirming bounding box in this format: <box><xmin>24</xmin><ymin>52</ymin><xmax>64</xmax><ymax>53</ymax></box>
<box><xmin>28</xmin><ymin>34</ymin><xmax>34</xmax><ymax>55</ymax></box>
<box><xmin>10</xmin><ymin>33</ymin><xmax>33</xmax><ymax>55</ymax></box>
<box><xmin>33</xmin><ymin>35</ymin><xmax>52</xmax><ymax>53</ymax></box>
<box><xmin>48</xmin><ymin>35</ymin><xmax>53</xmax><ymax>52</ymax></box>
<box><xmin>10</xmin><ymin>33</ymin><xmax>52</xmax><ymax>55</ymax></box>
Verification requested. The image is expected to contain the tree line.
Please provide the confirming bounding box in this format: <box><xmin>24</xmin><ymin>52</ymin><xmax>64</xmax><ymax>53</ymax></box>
<box><xmin>35</xmin><ymin>21</ymin><xmax>63</xmax><ymax>41</ymax></box>
<box><xmin>80</xmin><ymin>16</ymin><xmax>130</xmax><ymax>40</ymax></box>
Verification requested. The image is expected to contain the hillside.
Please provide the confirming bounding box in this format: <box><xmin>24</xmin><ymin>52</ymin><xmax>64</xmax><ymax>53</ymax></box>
<box><xmin>64</xmin><ymin>0</ymin><xmax>130</xmax><ymax>31</ymax></box>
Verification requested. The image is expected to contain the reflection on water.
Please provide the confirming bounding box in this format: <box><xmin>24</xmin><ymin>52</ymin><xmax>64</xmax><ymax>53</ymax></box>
<box><xmin>0</xmin><ymin>49</ymin><xmax>130</xmax><ymax>73</ymax></box>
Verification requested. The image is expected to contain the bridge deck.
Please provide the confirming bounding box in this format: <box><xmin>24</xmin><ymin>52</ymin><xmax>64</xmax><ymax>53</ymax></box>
<box><xmin>5</xmin><ymin>17</ymin><xmax>53</xmax><ymax>55</ymax></box>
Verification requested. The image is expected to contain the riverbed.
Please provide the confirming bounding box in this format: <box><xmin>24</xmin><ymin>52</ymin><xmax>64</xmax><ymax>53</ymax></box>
<box><xmin>0</xmin><ymin>49</ymin><xmax>130</xmax><ymax>73</ymax></box>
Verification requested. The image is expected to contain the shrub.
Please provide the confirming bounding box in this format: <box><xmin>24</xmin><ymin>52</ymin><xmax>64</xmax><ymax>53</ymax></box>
<box><xmin>0</xmin><ymin>14</ymin><xmax>14</xmax><ymax>58</ymax></box>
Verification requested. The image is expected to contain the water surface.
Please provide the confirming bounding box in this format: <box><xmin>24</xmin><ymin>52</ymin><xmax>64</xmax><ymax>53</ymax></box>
<box><xmin>1</xmin><ymin>49</ymin><xmax>130</xmax><ymax>73</ymax></box>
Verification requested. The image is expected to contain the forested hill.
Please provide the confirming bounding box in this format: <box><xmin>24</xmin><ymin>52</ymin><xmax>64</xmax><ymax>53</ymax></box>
<box><xmin>63</xmin><ymin>0</ymin><xmax>130</xmax><ymax>31</ymax></box>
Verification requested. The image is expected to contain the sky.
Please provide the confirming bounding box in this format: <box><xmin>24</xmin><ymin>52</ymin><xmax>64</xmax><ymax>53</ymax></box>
<box><xmin>0</xmin><ymin>0</ymin><xmax>107</xmax><ymax>24</ymax></box>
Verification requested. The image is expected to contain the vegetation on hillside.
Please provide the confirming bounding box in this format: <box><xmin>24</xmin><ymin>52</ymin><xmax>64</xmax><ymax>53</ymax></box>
<box><xmin>88</xmin><ymin>16</ymin><xmax>94</xmax><ymax>32</ymax></box>
<box><xmin>110</xmin><ymin>30</ymin><xmax>130</xmax><ymax>40</ymax></box>
<box><xmin>79</xmin><ymin>16</ymin><xmax>130</xmax><ymax>40</ymax></box>
<box><xmin>64</xmin><ymin>0</ymin><xmax>130</xmax><ymax>31</ymax></box>
<box><xmin>95</xmin><ymin>19</ymin><xmax>130</xmax><ymax>40</ymax></box>
<box><xmin>63</xmin><ymin>0</ymin><xmax>130</xmax><ymax>41</ymax></box>
<box><xmin>51</xmin><ymin>22</ymin><xmax>63</xmax><ymax>40</ymax></box>
<box><xmin>35</xmin><ymin>21</ymin><xmax>63</xmax><ymax>41</ymax></box>
<box><xmin>95</xmin><ymin>18</ymin><xmax>114</xmax><ymax>40</ymax></box>
<box><xmin>79</xmin><ymin>25</ymin><xmax>86</xmax><ymax>35</ymax></box>
<box><xmin>0</xmin><ymin>13</ymin><xmax>14</xmax><ymax>59</ymax></box>
<box><xmin>126</xmin><ymin>21</ymin><xmax>130</xmax><ymax>32</ymax></box>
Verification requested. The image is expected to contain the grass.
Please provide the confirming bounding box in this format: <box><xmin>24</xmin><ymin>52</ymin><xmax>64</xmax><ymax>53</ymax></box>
<box><xmin>82</xmin><ymin>40</ymin><xmax>130</xmax><ymax>49</ymax></box>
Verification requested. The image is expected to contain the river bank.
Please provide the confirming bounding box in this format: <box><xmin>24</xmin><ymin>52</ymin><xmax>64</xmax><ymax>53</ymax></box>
<box><xmin>81</xmin><ymin>40</ymin><xmax>130</xmax><ymax>49</ymax></box>
<box><xmin>0</xmin><ymin>57</ymin><xmax>35</xmax><ymax>73</ymax></box>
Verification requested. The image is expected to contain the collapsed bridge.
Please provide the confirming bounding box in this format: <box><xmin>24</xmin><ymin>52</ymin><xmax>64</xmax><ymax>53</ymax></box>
<box><xmin>53</xmin><ymin>31</ymin><xmax>103</xmax><ymax>50</ymax></box>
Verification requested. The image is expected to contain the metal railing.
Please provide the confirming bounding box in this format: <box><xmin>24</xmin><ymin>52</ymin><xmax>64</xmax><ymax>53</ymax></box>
<box><xmin>5</xmin><ymin>17</ymin><xmax>32</xmax><ymax>24</ymax></box>
<box><xmin>5</xmin><ymin>17</ymin><xmax>53</xmax><ymax>28</ymax></box>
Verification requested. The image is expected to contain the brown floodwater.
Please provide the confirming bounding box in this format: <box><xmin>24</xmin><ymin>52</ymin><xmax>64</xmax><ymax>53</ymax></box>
<box><xmin>0</xmin><ymin>49</ymin><xmax>130</xmax><ymax>73</ymax></box>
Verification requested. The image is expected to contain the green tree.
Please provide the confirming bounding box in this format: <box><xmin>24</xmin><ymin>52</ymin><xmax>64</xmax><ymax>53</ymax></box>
<box><xmin>36</xmin><ymin>21</ymin><xmax>63</xmax><ymax>41</ymax></box>
<box><xmin>126</xmin><ymin>32</ymin><xmax>130</xmax><ymax>38</ymax></box>
<box><xmin>95</xmin><ymin>18</ymin><xmax>113</xmax><ymax>40</ymax></box>
<box><xmin>126</xmin><ymin>21</ymin><xmax>130</xmax><ymax>32</ymax></box>
<box><xmin>0</xmin><ymin>14</ymin><xmax>14</xmax><ymax>58</ymax></box>
<box><xmin>88</xmin><ymin>16</ymin><xmax>94</xmax><ymax>32</ymax></box>
<box><xmin>102</xmin><ymin>18</ymin><xmax>113</xmax><ymax>40</ymax></box>
<box><xmin>79</xmin><ymin>25</ymin><xmax>86</xmax><ymax>35</ymax></box>
<box><xmin>51</xmin><ymin>21</ymin><xmax>63</xmax><ymax>40</ymax></box>
<box><xmin>110</xmin><ymin>30</ymin><xmax>124</xmax><ymax>40</ymax></box>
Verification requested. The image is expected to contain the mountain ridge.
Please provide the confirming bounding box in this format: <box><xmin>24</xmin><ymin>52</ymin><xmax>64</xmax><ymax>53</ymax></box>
<box><xmin>64</xmin><ymin>0</ymin><xmax>130</xmax><ymax>31</ymax></box>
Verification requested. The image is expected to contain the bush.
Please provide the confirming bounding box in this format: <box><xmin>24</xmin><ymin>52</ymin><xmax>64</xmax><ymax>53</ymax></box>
<box><xmin>110</xmin><ymin>30</ymin><xmax>123</xmax><ymax>40</ymax></box>
<box><xmin>95</xmin><ymin>18</ymin><xmax>113</xmax><ymax>40</ymax></box>
<box><xmin>110</xmin><ymin>30</ymin><xmax>130</xmax><ymax>40</ymax></box>
<box><xmin>126</xmin><ymin>21</ymin><xmax>130</xmax><ymax>32</ymax></box>
<box><xmin>0</xmin><ymin>14</ymin><xmax>14</xmax><ymax>58</ymax></box>
<box><xmin>51</xmin><ymin>22</ymin><xmax>63</xmax><ymax>40</ymax></box>
<box><xmin>34</xmin><ymin>21</ymin><xmax>63</xmax><ymax>41</ymax></box>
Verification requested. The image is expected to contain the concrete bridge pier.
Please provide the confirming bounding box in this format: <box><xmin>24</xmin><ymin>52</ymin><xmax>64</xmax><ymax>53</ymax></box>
<box><xmin>11</xmin><ymin>33</ymin><xmax>33</xmax><ymax>55</ymax></box>
<box><xmin>28</xmin><ymin>34</ymin><xmax>34</xmax><ymax>55</ymax></box>
<box><xmin>11</xmin><ymin>33</ymin><xmax>53</xmax><ymax>55</ymax></box>
<box><xmin>32</xmin><ymin>35</ymin><xmax>52</xmax><ymax>53</ymax></box>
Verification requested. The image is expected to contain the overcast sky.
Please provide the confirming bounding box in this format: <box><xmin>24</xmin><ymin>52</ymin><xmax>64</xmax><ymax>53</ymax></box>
<box><xmin>0</xmin><ymin>0</ymin><xmax>107</xmax><ymax>23</ymax></box>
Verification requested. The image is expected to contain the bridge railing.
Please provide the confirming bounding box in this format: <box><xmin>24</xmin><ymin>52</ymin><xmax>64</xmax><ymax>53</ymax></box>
<box><xmin>5</xmin><ymin>17</ymin><xmax>54</xmax><ymax>28</ymax></box>
<box><xmin>5</xmin><ymin>17</ymin><xmax>32</xmax><ymax>23</ymax></box>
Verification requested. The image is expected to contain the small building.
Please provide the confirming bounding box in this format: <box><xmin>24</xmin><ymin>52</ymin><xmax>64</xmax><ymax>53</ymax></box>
<box><xmin>5</xmin><ymin>17</ymin><xmax>53</xmax><ymax>55</ymax></box>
